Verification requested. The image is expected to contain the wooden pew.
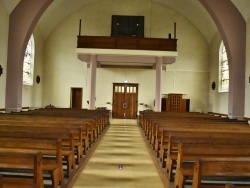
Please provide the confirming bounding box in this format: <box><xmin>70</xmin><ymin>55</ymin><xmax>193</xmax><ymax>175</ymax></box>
<box><xmin>161</xmin><ymin>130</ymin><xmax>250</xmax><ymax>170</ymax></box>
<box><xmin>1</xmin><ymin>108</ymin><xmax>110</xmax><ymax>137</ymax></box>
<box><xmin>138</xmin><ymin>111</ymin><xmax>250</xmax><ymax>187</ymax></box>
<box><xmin>225</xmin><ymin>184</ymin><xmax>250</xmax><ymax>188</ymax></box>
<box><xmin>14</xmin><ymin>108</ymin><xmax>110</xmax><ymax>129</ymax></box>
<box><xmin>0</xmin><ymin>129</ymin><xmax>75</xmax><ymax>179</ymax></box>
<box><xmin>0</xmin><ymin>114</ymin><xmax>97</xmax><ymax>147</ymax></box>
<box><xmin>155</xmin><ymin>121</ymin><xmax>248</xmax><ymax>157</ymax></box>
<box><xmin>139</xmin><ymin>112</ymin><xmax>250</xmax><ymax>154</ymax></box>
<box><xmin>192</xmin><ymin>157</ymin><xmax>250</xmax><ymax>188</ymax></box>
<box><xmin>0</xmin><ymin>108</ymin><xmax>110</xmax><ymax>164</ymax></box>
<box><xmin>0</xmin><ymin>108</ymin><xmax>110</xmax><ymax>187</ymax></box>
<box><xmin>0</xmin><ymin>137</ymin><xmax>62</xmax><ymax>188</ymax></box>
<box><xmin>0</xmin><ymin>123</ymin><xmax>83</xmax><ymax>164</ymax></box>
<box><xmin>140</xmin><ymin>112</ymin><xmax>248</xmax><ymax>154</ymax></box>
<box><xmin>0</xmin><ymin>148</ymin><xmax>44</xmax><ymax>188</ymax></box>
<box><xmin>174</xmin><ymin>143</ymin><xmax>250</xmax><ymax>188</ymax></box>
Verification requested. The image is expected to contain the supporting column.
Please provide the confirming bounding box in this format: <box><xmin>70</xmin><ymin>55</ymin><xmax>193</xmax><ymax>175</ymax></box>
<box><xmin>5</xmin><ymin>0</ymin><xmax>53</xmax><ymax>112</ymax></box>
<box><xmin>154</xmin><ymin>57</ymin><xmax>162</xmax><ymax>112</ymax></box>
<box><xmin>200</xmin><ymin>0</ymin><xmax>246</xmax><ymax>119</ymax></box>
<box><xmin>89</xmin><ymin>55</ymin><xmax>97</xmax><ymax>110</ymax></box>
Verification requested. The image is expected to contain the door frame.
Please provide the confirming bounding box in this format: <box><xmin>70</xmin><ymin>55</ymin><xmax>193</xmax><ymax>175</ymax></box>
<box><xmin>112</xmin><ymin>83</ymin><xmax>139</xmax><ymax>119</ymax></box>
<box><xmin>70</xmin><ymin>87</ymin><xmax>83</xmax><ymax>108</ymax></box>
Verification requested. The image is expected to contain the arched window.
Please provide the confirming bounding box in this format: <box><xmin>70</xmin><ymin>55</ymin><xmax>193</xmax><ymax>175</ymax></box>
<box><xmin>219</xmin><ymin>41</ymin><xmax>229</xmax><ymax>92</ymax></box>
<box><xmin>23</xmin><ymin>35</ymin><xmax>35</xmax><ymax>85</ymax></box>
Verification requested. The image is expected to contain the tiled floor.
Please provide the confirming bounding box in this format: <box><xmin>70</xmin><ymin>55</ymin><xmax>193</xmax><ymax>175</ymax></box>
<box><xmin>72</xmin><ymin>119</ymin><xmax>167</xmax><ymax>188</ymax></box>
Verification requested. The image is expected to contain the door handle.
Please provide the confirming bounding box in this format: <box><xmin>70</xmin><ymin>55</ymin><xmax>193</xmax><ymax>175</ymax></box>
<box><xmin>123</xmin><ymin>103</ymin><xmax>127</xmax><ymax>108</ymax></box>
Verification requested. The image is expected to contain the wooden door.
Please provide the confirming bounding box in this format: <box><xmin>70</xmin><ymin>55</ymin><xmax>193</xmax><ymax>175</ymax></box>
<box><xmin>71</xmin><ymin>88</ymin><xmax>82</xmax><ymax>108</ymax></box>
<box><xmin>112</xmin><ymin>83</ymin><xmax>138</xmax><ymax>119</ymax></box>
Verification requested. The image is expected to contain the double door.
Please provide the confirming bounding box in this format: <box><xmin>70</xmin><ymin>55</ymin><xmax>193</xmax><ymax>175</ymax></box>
<box><xmin>112</xmin><ymin>83</ymin><xmax>138</xmax><ymax>119</ymax></box>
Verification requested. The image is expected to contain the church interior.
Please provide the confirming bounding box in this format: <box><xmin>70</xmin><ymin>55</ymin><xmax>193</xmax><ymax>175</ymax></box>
<box><xmin>0</xmin><ymin>0</ymin><xmax>250</xmax><ymax>187</ymax></box>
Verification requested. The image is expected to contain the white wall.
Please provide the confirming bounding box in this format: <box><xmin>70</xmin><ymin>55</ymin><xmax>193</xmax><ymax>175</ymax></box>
<box><xmin>96</xmin><ymin>68</ymin><xmax>155</xmax><ymax>111</ymax></box>
<box><xmin>42</xmin><ymin>0</ymin><xmax>209</xmax><ymax>112</ymax></box>
<box><xmin>43</xmin><ymin>15</ymin><xmax>86</xmax><ymax>108</ymax></box>
<box><xmin>22</xmin><ymin>27</ymin><xmax>44</xmax><ymax>108</ymax></box>
<box><xmin>0</xmin><ymin>2</ymin><xmax>8</xmax><ymax>108</ymax></box>
<box><xmin>208</xmin><ymin>32</ymin><xmax>228</xmax><ymax>114</ymax></box>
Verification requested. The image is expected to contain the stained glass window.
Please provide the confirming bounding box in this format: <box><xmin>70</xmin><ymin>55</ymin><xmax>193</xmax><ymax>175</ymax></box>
<box><xmin>23</xmin><ymin>35</ymin><xmax>34</xmax><ymax>85</ymax></box>
<box><xmin>219</xmin><ymin>42</ymin><xmax>229</xmax><ymax>92</ymax></box>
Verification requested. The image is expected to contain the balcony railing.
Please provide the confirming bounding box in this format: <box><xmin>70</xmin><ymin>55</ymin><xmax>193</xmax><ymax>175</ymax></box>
<box><xmin>77</xmin><ymin>36</ymin><xmax>177</xmax><ymax>51</ymax></box>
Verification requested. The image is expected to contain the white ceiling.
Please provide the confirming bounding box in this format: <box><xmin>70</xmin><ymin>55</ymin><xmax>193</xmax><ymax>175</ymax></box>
<box><xmin>1</xmin><ymin>0</ymin><xmax>250</xmax><ymax>43</ymax></box>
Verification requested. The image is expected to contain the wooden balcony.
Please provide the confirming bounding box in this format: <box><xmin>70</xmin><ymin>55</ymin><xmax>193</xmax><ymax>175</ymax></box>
<box><xmin>77</xmin><ymin>36</ymin><xmax>177</xmax><ymax>51</ymax></box>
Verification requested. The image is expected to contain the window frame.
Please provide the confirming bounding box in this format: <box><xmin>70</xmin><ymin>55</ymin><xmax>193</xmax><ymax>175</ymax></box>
<box><xmin>218</xmin><ymin>41</ymin><xmax>229</xmax><ymax>93</ymax></box>
<box><xmin>23</xmin><ymin>35</ymin><xmax>35</xmax><ymax>85</ymax></box>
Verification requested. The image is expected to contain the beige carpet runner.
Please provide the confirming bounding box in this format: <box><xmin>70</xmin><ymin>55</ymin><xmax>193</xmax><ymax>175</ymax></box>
<box><xmin>73</xmin><ymin>119</ymin><xmax>165</xmax><ymax>188</ymax></box>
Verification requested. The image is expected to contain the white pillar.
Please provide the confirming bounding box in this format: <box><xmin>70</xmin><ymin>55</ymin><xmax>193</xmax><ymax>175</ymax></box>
<box><xmin>89</xmin><ymin>55</ymin><xmax>97</xmax><ymax>109</ymax></box>
<box><xmin>154</xmin><ymin>57</ymin><xmax>162</xmax><ymax>112</ymax></box>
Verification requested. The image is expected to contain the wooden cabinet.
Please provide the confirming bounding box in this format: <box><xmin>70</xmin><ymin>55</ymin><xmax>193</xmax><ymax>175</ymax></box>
<box><xmin>161</xmin><ymin>93</ymin><xmax>190</xmax><ymax>112</ymax></box>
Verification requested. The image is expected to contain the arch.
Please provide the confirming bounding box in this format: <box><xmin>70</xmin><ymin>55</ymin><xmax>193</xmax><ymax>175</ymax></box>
<box><xmin>5</xmin><ymin>0</ymin><xmax>53</xmax><ymax>112</ymax></box>
<box><xmin>200</xmin><ymin>0</ymin><xmax>246</xmax><ymax>119</ymax></box>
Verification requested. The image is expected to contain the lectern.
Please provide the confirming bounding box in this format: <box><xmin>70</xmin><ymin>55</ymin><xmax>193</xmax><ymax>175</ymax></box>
<box><xmin>161</xmin><ymin>93</ymin><xmax>190</xmax><ymax>112</ymax></box>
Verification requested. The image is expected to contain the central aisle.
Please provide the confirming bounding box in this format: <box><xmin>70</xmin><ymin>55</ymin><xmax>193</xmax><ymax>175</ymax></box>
<box><xmin>72</xmin><ymin>119</ymin><xmax>167</xmax><ymax>188</ymax></box>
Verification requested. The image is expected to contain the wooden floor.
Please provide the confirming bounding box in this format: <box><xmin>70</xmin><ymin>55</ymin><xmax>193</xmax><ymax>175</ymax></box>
<box><xmin>70</xmin><ymin>119</ymin><xmax>169</xmax><ymax>188</ymax></box>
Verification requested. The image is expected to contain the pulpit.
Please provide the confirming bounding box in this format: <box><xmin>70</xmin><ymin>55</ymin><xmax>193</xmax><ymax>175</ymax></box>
<box><xmin>161</xmin><ymin>93</ymin><xmax>190</xmax><ymax>112</ymax></box>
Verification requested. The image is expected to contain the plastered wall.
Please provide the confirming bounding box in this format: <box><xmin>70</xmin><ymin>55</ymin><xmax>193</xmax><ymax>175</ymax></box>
<box><xmin>22</xmin><ymin>27</ymin><xmax>44</xmax><ymax>109</ymax></box>
<box><xmin>208</xmin><ymin>32</ymin><xmax>228</xmax><ymax>114</ymax></box>
<box><xmin>42</xmin><ymin>0</ymin><xmax>209</xmax><ymax>112</ymax></box>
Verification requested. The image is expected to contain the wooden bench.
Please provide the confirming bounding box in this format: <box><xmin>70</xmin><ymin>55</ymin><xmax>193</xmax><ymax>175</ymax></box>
<box><xmin>140</xmin><ymin>112</ymin><xmax>248</xmax><ymax>154</ymax></box>
<box><xmin>154</xmin><ymin>118</ymin><xmax>247</xmax><ymax>147</ymax></box>
<box><xmin>0</xmin><ymin>108</ymin><xmax>110</xmax><ymax>186</ymax></box>
<box><xmin>0</xmin><ymin>137</ymin><xmax>63</xmax><ymax>188</ymax></box>
<box><xmin>0</xmin><ymin>129</ymin><xmax>75</xmax><ymax>179</ymax></box>
<box><xmin>0</xmin><ymin>108</ymin><xmax>110</xmax><ymax>164</ymax></box>
<box><xmin>154</xmin><ymin>119</ymin><xmax>249</xmax><ymax>158</ymax></box>
<box><xmin>167</xmin><ymin>135</ymin><xmax>250</xmax><ymax>180</ymax></box>
<box><xmin>192</xmin><ymin>157</ymin><xmax>250</xmax><ymax>188</ymax></box>
<box><xmin>139</xmin><ymin>112</ymin><xmax>250</xmax><ymax>153</ymax></box>
<box><xmin>0</xmin><ymin>123</ymin><xmax>83</xmax><ymax>164</ymax></box>
<box><xmin>138</xmin><ymin>111</ymin><xmax>250</xmax><ymax>187</ymax></box>
<box><xmin>225</xmin><ymin>184</ymin><xmax>250</xmax><ymax>188</ymax></box>
<box><xmin>0</xmin><ymin>114</ymin><xmax>97</xmax><ymax>148</ymax></box>
<box><xmin>160</xmin><ymin>130</ymin><xmax>250</xmax><ymax>170</ymax></box>
<box><xmin>0</xmin><ymin>148</ymin><xmax>44</xmax><ymax>188</ymax></box>
<box><xmin>174</xmin><ymin>143</ymin><xmax>250</xmax><ymax>188</ymax></box>
<box><xmin>1</xmin><ymin>108</ymin><xmax>110</xmax><ymax>134</ymax></box>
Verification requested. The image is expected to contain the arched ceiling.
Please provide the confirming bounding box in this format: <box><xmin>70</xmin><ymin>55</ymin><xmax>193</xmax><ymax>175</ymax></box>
<box><xmin>1</xmin><ymin>0</ymin><xmax>250</xmax><ymax>43</ymax></box>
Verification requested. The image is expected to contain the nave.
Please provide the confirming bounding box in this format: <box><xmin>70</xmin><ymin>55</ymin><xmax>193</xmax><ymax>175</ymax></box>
<box><xmin>71</xmin><ymin>119</ymin><xmax>169</xmax><ymax>188</ymax></box>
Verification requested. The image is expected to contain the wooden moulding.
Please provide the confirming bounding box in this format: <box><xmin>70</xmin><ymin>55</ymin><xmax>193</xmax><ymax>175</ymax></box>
<box><xmin>77</xmin><ymin>36</ymin><xmax>177</xmax><ymax>51</ymax></box>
